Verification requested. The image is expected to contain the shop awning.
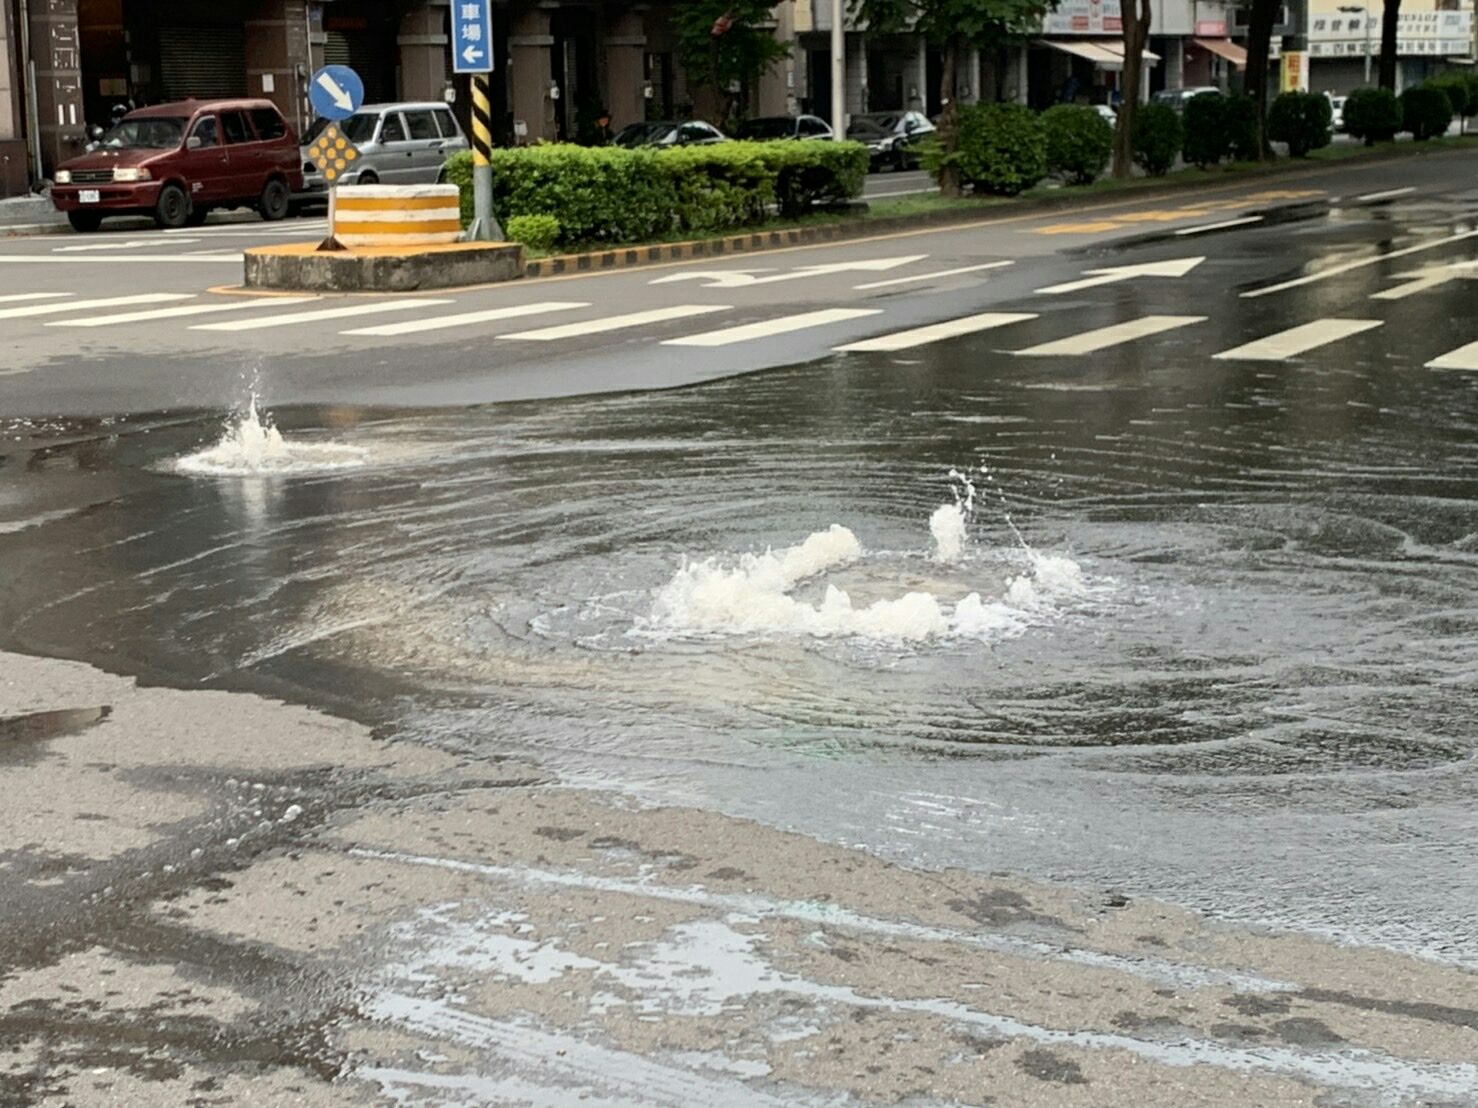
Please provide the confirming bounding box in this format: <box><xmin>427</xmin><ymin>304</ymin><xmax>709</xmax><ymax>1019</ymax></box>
<box><xmin>1194</xmin><ymin>37</ymin><xmax>1248</xmax><ymax>67</ymax></box>
<box><xmin>1038</xmin><ymin>39</ymin><xmax>1162</xmax><ymax>68</ymax></box>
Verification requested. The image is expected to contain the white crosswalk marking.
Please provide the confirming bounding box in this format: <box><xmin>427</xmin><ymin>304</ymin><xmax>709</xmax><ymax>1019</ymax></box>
<box><xmin>1426</xmin><ymin>341</ymin><xmax>1478</xmax><ymax>371</ymax></box>
<box><xmin>852</xmin><ymin>261</ymin><xmax>1013</xmax><ymax>290</ymax></box>
<box><xmin>1013</xmin><ymin>315</ymin><xmax>1206</xmax><ymax>357</ymax></box>
<box><xmin>835</xmin><ymin>312</ymin><xmax>1037</xmax><ymax>353</ymax></box>
<box><xmin>499</xmin><ymin>305</ymin><xmax>731</xmax><ymax>341</ymax></box>
<box><xmin>1212</xmin><ymin>318</ymin><xmax>1383</xmax><ymax>361</ymax></box>
<box><xmin>190</xmin><ymin>298</ymin><xmax>453</xmax><ymax>332</ymax></box>
<box><xmin>0</xmin><ymin>293</ymin><xmax>191</xmax><ymax>320</ymax></box>
<box><xmin>663</xmin><ymin>308</ymin><xmax>882</xmax><ymax>348</ymax></box>
<box><xmin>0</xmin><ymin>293</ymin><xmax>71</xmax><ymax>304</ymax></box>
<box><xmin>48</xmin><ymin>297</ymin><xmax>321</xmax><ymax>328</ymax></box>
<box><xmin>342</xmin><ymin>301</ymin><xmax>592</xmax><ymax>337</ymax></box>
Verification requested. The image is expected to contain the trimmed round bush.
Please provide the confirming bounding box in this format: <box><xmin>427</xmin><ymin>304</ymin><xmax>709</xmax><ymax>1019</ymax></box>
<box><xmin>1223</xmin><ymin>94</ymin><xmax>1261</xmax><ymax>161</ymax></box>
<box><xmin>1181</xmin><ymin>91</ymin><xmax>1228</xmax><ymax>168</ymax></box>
<box><xmin>1401</xmin><ymin>86</ymin><xmax>1453</xmax><ymax>141</ymax></box>
<box><xmin>1041</xmin><ymin>104</ymin><xmax>1112</xmax><ymax>185</ymax></box>
<box><xmin>1344</xmin><ymin>87</ymin><xmax>1401</xmax><ymax>145</ymax></box>
<box><xmin>505</xmin><ymin>214</ymin><xmax>562</xmax><ymax>252</ymax></box>
<box><xmin>1131</xmin><ymin>103</ymin><xmax>1183</xmax><ymax>177</ymax></box>
<box><xmin>1424</xmin><ymin>72</ymin><xmax>1475</xmax><ymax>119</ymax></box>
<box><xmin>956</xmin><ymin>103</ymin><xmax>1047</xmax><ymax>195</ymax></box>
<box><xmin>1267</xmin><ymin>91</ymin><xmax>1333</xmax><ymax>157</ymax></box>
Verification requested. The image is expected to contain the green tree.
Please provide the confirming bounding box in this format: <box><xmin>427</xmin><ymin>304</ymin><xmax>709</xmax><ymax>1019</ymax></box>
<box><xmin>853</xmin><ymin>0</ymin><xmax>1052</xmax><ymax>197</ymax></box>
<box><xmin>1241</xmin><ymin>0</ymin><xmax>1280</xmax><ymax>159</ymax></box>
<box><xmin>672</xmin><ymin>0</ymin><xmax>790</xmax><ymax>129</ymax></box>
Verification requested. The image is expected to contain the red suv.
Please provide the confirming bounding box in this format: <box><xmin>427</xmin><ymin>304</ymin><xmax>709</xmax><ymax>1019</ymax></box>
<box><xmin>51</xmin><ymin>98</ymin><xmax>303</xmax><ymax>232</ymax></box>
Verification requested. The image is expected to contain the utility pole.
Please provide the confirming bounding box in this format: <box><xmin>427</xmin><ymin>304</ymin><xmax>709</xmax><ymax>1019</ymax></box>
<box><xmin>831</xmin><ymin>0</ymin><xmax>845</xmax><ymax>139</ymax></box>
<box><xmin>467</xmin><ymin>74</ymin><xmax>502</xmax><ymax>241</ymax></box>
<box><xmin>1337</xmin><ymin>4</ymin><xmax>1373</xmax><ymax>85</ymax></box>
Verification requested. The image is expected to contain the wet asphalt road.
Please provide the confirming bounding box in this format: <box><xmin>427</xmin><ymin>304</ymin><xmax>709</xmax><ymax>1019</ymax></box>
<box><xmin>2</xmin><ymin>151</ymin><xmax>1478</xmax><ymax>1105</ymax></box>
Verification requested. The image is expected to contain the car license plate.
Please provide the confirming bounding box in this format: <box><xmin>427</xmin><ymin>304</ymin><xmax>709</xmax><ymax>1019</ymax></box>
<box><xmin>79</xmin><ymin>189</ymin><xmax>100</xmax><ymax>204</ymax></box>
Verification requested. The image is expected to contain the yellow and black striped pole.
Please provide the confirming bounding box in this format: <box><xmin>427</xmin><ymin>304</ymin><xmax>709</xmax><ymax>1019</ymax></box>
<box><xmin>467</xmin><ymin>74</ymin><xmax>502</xmax><ymax>241</ymax></box>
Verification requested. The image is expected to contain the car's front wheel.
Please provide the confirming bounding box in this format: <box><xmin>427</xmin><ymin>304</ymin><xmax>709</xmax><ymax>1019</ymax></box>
<box><xmin>258</xmin><ymin>178</ymin><xmax>290</xmax><ymax>221</ymax></box>
<box><xmin>66</xmin><ymin>211</ymin><xmax>102</xmax><ymax>233</ymax></box>
<box><xmin>184</xmin><ymin>204</ymin><xmax>209</xmax><ymax>227</ymax></box>
<box><xmin>154</xmin><ymin>183</ymin><xmax>189</xmax><ymax>229</ymax></box>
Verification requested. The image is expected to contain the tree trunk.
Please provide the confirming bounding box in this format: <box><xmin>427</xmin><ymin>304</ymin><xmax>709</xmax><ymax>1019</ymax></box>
<box><xmin>1244</xmin><ymin>0</ymin><xmax>1278</xmax><ymax>159</ymax></box>
<box><xmin>1378</xmin><ymin>0</ymin><xmax>1400</xmax><ymax>90</ymax></box>
<box><xmin>1112</xmin><ymin>0</ymin><xmax>1151</xmax><ymax>178</ymax></box>
<box><xmin>937</xmin><ymin>35</ymin><xmax>963</xmax><ymax>197</ymax></box>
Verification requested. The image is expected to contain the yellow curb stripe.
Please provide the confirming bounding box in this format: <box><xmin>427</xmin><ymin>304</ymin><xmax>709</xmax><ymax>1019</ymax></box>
<box><xmin>334</xmin><ymin>195</ymin><xmax>461</xmax><ymax>212</ymax></box>
<box><xmin>332</xmin><ymin>220</ymin><xmax>464</xmax><ymax>236</ymax></box>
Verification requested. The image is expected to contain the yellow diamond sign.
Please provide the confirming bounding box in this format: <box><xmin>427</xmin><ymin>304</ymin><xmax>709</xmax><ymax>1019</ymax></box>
<box><xmin>308</xmin><ymin>123</ymin><xmax>361</xmax><ymax>184</ymax></box>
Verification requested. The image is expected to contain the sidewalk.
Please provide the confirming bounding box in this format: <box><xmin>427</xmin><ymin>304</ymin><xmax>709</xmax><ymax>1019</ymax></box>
<box><xmin>0</xmin><ymin>192</ymin><xmax>67</xmax><ymax>236</ymax></box>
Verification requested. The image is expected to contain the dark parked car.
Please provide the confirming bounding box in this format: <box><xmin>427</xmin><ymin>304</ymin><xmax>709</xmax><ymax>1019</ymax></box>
<box><xmin>847</xmin><ymin>110</ymin><xmax>935</xmax><ymax>171</ymax></box>
<box><xmin>51</xmin><ymin>98</ymin><xmax>302</xmax><ymax>231</ymax></box>
<box><xmin>735</xmin><ymin>114</ymin><xmax>834</xmax><ymax>141</ymax></box>
<box><xmin>612</xmin><ymin>120</ymin><xmax>726</xmax><ymax>148</ymax></box>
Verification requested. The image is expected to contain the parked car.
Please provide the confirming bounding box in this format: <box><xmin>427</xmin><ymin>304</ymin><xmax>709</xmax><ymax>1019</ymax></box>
<box><xmin>1150</xmin><ymin>86</ymin><xmax>1221</xmax><ymax>112</ymax></box>
<box><xmin>846</xmin><ymin>111</ymin><xmax>935</xmax><ymax>171</ymax></box>
<box><xmin>612</xmin><ymin>120</ymin><xmax>726</xmax><ymax>148</ymax></box>
<box><xmin>50</xmin><ymin>98</ymin><xmax>301</xmax><ymax>231</ymax></box>
<box><xmin>299</xmin><ymin>102</ymin><xmax>469</xmax><ymax>195</ymax></box>
<box><xmin>736</xmin><ymin>115</ymin><xmax>834</xmax><ymax>141</ymax></box>
<box><xmin>1327</xmin><ymin>94</ymin><xmax>1347</xmax><ymax>132</ymax></box>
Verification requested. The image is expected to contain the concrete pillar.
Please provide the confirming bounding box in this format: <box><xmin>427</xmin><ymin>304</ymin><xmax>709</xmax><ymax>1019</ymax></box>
<box><xmin>245</xmin><ymin>0</ymin><xmax>311</xmax><ymax>136</ymax></box>
<box><xmin>846</xmin><ymin>33</ymin><xmax>866</xmax><ymax>117</ymax></box>
<box><xmin>1165</xmin><ymin>36</ymin><xmax>1185</xmax><ymax>90</ymax></box>
<box><xmin>1011</xmin><ymin>44</ymin><xmax>1029</xmax><ymax>104</ymax></box>
<box><xmin>901</xmin><ymin>35</ymin><xmax>926</xmax><ymax>110</ymax></box>
<box><xmin>963</xmin><ymin>47</ymin><xmax>980</xmax><ymax>103</ymax></box>
<box><xmin>755</xmin><ymin>0</ymin><xmax>792</xmax><ymax>116</ymax></box>
<box><xmin>509</xmin><ymin>8</ymin><xmax>554</xmax><ymax>143</ymax></box>
<box><xmin>28</xmin><ymin>0</ymin><xmax>85</xmax><ymax>176</ymax></box>
<box><xmin>605</xmin><ymin>7</ymin><xmax>646</xmax><ymax>130</ymax></box>
<box><xmin>398</xmin><ymin>2</ymin><xmax>450</xmax><ymax>103</ymax></box>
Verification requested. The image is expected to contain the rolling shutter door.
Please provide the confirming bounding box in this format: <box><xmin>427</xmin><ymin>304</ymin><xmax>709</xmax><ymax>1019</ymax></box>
<box><xmin>323</xmin><ymin>30</ymin><xmax>391</xmax><ymax>101</ymax></box>
<box><xmin>158</xmin><ymin>26</ymin><xmax>247</xmax><ymax>102</ymax></box>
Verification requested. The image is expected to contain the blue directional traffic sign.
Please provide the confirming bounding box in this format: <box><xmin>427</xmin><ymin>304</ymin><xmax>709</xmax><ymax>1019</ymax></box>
<box><xmin>451</xmin><ymin>0</ymin><xmax>493</xmax><ymax>73</ymax></box>
<box><xmin>309</xmin><ymin>65</ymin><xmax>364</xmax><ymax>121</ymax></box>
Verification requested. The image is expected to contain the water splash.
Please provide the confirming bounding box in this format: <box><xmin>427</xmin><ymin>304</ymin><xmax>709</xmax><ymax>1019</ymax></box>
<box><xmin>175</xmin><ymin>396</ymin><xmax>366</xmax><ymax>477</ymax></box>
<box><xmin>930</xmin><ymin>468</ymin><xmax>978</xmax><ymax>564</ymax></box>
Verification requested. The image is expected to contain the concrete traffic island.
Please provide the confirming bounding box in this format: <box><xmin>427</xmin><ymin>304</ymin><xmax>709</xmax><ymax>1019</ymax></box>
<box><xmin>243</xmin><ymin>183</ymin><xmax>523</xmax><ymax>291</ymax></box>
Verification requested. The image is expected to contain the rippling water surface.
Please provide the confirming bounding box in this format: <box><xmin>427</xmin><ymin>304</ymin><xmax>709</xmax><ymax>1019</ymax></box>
<box><xmin>2</xmin><ymin>344</ymin><xmax>1475</xmax><ymax>962</ymax></box>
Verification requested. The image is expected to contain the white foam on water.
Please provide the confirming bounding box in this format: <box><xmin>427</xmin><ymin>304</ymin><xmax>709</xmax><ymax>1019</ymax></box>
<box><xmin>929</xmin><ymin>503</ymin><xmax>968</xmax><ymax>564</ymax></box>
<box><xmin>175</xmin><ymin>396</ymin><xmax>366</xmax><ymax>477</ymax></box>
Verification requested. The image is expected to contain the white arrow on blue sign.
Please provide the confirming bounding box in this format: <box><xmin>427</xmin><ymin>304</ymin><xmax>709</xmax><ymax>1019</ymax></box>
<box><xmin>452</xmin><ymin>0</ymin><xmax>493</xmax><ymax>73</ymax></box>
<box><xmin>309</xmin><ymin>65</ymin><xmax>365</xmax><ymax>121</ymax></box>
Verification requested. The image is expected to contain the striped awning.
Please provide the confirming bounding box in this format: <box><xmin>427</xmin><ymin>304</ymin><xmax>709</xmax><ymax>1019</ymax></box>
<box><xmin>1194</xmin><ymin>38</ymin><xmax>1249</xmax><ymax>67</ymax></box>
<box><xmin>1038</xmin><ymin>39</ymin><xmax>1162</xmax><ymax>69</ymax></box>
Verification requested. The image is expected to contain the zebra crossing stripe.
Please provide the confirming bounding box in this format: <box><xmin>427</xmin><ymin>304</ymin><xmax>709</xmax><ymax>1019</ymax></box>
<box><xmin>1427</xmin><ymin>341</ymin><xmax>1478</xmax><ymax>371</ymax></box>
<box><xmin>48</xmin><ymin>297</ymin><xmax>321</xmax><ymax>328</ymax></box>
<box><xmin>0</xmin><ymin>293</ymin><xmax>72</xmax><ymax>304</ymax></box>
<box><xmin>499</xmin><ymin>305</ymin><xmax>731</xmax><ymax>341</ymax></box>
<box><xmin>343</xmin><ymin>302</ymin><xmax>592</xmax><ymax>337</ymax></box>
<box><xmin>191</xmin><ymin>299</ymin><xmax>453</xmax><ymax>332</ymax></box>
<box><xmin>0</xmin><ymin>293</ymin><xmax>191</xmax><ymax>320</ymax></box>
<box><xmin>663</xmin><ymin>309</ymin><xmax>882</xmax><ymax>348</ymax></box>
<box><xmin>835</xmin><ymin>312</ymin><xmax>1037</xmax><ymax>353</ymax></box>
<box><xmin>1212</xmin><ymin>319</ymin><xmax>1382</xmax><ymax>361</ymax></box>
<box><xmin>1012</xmin><ymin>316</ymin><xmax>1206</xmax><ymax>357</ymax></box>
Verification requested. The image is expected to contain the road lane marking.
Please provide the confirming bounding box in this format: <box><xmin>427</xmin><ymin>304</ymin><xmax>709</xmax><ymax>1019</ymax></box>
<box><xmin>53</xmin><ymin>239</ymin><xmax>201</xmax><ymax>252</ymax></box>
<box><xmin>1013</xmin><ymin>315</ymin><xmax>1206</xmax><ymax>357</ymax></box>
<box><xmin>342</xmin><ymin>302</ymin><xmax>590</xmax><ymax>337</ymax></box>
<box><xmin>1242</xmin><ymin>230</ymin><xmax>1478</xmax><ymax>298</ymax></box>
<box><xmin>1212</xmin><ymin>318</ymin><xmax>1383</xmax><ymax>361</ymax></box>
<box><xmin>0</xmin><ymin>254</ymin><xmax>244</xmax><ymax>263</ymax></box>
<box><xmin>0</xmin><ymin>293</ymin><xmax>71</xmax><ymax>304</ymax></box>
<box><xmin>652</xmin><ymin>255</ymin><xmax>928</xmax><ymax>288</ymax></box>
<box><xmin>663</xmin><ymin>308</ymin><xmax>882</xmax><ymax>347</ymax></box>
<box><xmin>498</xmin><ymin>304</ymin><xmax>729</xmax><ymax>341</ymax></box>
<box><xmin>0</xmin><ymin>293</ymin><xmax>192</xmax><ymax>319</ymax></box>
<box><xmin>47</xmin><ymin>297</ymin><xmax>321</xmax><ymax>327</ymax></box>
<box><xmin>853</xmin><ymin>261</ymin><xmax>1013</xmax><ymax>289</ymax></box>
<box><xmin>835</xmin><ymin>312</ymin><xmax>1037</xmax><ymax>353</ymax></box>
<box><xmin>1174</xmin><ymin>216</ymin><xmax>1263</xmax><ymax>236</ymax></box>
<box><xmin>191</xmin><ymin>298</ymin><xmax>452</xmax><ymax>331</ymax></box>
<box><xmin>1370</xmin><ymin>261</ymin><xmax>1478</xmax><ymax>300</ymax></box>
<box><xmin>1356</xmin><ymin>186</ymin><xmax>1417</xmax><ymax>202</ymax></box>
<box><xmin>1426</xmin><ymin>341</ymin><xmax>1478</xmax><ymax>371</ymax></box>
<box><xmin>1036</xmin><ymin>257</ymin><xmax>1204</xmax><ymax>295</ymax></box>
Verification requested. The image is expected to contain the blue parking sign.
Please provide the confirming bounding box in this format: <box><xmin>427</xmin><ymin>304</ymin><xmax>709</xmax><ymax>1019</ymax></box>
<box><xmin>452</xmin><ymin>0</ymin><xmax>493</xmax><ymax>73</ymax></box>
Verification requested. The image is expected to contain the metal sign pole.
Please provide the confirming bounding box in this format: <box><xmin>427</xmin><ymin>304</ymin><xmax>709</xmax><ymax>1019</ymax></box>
<box><xmin>468</xmin><ymin>74</ymin><xmax>502</xmax><ymax>241</ymax></box>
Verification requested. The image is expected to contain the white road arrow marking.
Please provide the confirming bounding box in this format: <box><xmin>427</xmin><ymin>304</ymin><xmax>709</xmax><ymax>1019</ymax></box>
<box><xmin>53</xmin><ymin>239</ymin><xmax>199</xmax><ymax>252</ymax></box>
<box><xmin>1035</xmin><ymin>256</ymin><xmax>1205</xmax><ymax>295</ymax></box>
<box><xmin>461</xmin><ymin>45</ymin><xmax>485</xmax><ymax>66</ymax></box>
<box><xmin>651</xmin><ymin>255</ymin><xmax>927</xmax><ymax>288</ymax></box>
<box><xmin>1370</xmin><ymin>261</ymin><xmax>1478</xmax><ymax>301</ymax></box>
<box><xmin>316</xmin><ymin>72</ymin><xmax>355</xmax><ymax>112</ymax></box>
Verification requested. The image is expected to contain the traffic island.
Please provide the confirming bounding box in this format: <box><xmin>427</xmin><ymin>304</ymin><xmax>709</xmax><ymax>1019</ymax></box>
<box><xmin>243</xmin><ymin>240</ymin><xmax>525</xmax><ymax>292</ymax></box>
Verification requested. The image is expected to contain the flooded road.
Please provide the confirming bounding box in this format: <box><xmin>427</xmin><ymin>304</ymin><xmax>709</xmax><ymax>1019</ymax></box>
<box><xmin>3</xmin><ymin>289</ymin><xmax>1475</xmax><ymax>971</ymax></box>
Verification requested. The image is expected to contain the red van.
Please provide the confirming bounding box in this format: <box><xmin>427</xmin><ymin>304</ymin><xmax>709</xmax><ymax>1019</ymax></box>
<box><xmin>51</xmin><ymin>98</ymin><xmax>303</xmax><ymax>232</ymax></box>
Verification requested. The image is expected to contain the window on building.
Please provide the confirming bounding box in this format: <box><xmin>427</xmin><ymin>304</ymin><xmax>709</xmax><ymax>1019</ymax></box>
<box><xmin>250</xmin><ymin>108</ymin><xmax>286</xmax><ymax>140</ymax></box>
<box><xmin>404</xmin><ymin>110</ymin><xmax>440</xmax><ymax>140</ymax></box>
<box><xmin>221</xmin><ymin>111</ymin><xmax>252</xmax><ymax>144</ymax></box>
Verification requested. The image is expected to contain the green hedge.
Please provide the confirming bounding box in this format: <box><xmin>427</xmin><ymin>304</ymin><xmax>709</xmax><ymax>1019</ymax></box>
<box><xmin>1223</xmin><ymin>94</ymin><xmax>1261</xmax><ymax>161</ymax></box>
<box><xmin>1268</xmin><ymin>91</ymin><xmax>1332</xmax><ymax>157</ymax></box>
<box><xmin>1344</xmin><ymin>87</ymin><xmax>1401</xmax><ymax>145</ymax></box>
<box><xmin>1181</xmin><ymin>92</ymin><xmax>1228</xmax><ymax>168</ymax></box>
<box><xmin>1425</xmin><ymin>71</ymin><xmax>1478</xmax><ymax>119</ymax></box>
<box><xmin>1401</xmin><ymin>86</ymin><xmax>1453</xmax><ymax>141</ymax></box>
<box><xmin>442</xmin><ymin>140</ymin><xmax>867</xmax><ymax>248</ymax></box>
<box><xmin>1132</xmin><ymin>103</ymin><xmax>1183</xmax><ymax>176</ymax></box>
<box><xmin>956</xmin><ymin>103</ymin><xmax>1047</xmax><ymax>195</ymax></box>
<box><xmin>1041</xmin><ymin>104</ymin><xmax>1112</xmax><ymax>185</ymax></box>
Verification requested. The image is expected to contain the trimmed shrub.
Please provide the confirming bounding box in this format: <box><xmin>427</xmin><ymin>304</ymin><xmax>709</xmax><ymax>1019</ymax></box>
<box><xmin>442</xmin><ymin>139</ymin><xmax>868</xmax><ymax>248</ymax></box>
<box><xmin>1424</xmin><ymin>72</ymin><xmax>1475</xmax><ymax>119</ymax></box>
<box><xmin>505</xmin><ymin>214</ymin><xmax>561</xmax><ymax>252</ymax></box>
<box><xmin>1224</xmin><ymin>94</ymin><xmax>1261</xmax><ymax>161</ymax></box>
<box><xmin>1132</xmin><ymin>103</ymin><xmax>1183</xmax><ymax>177</ymax></box>
<box><xmin>1181</xmin><ymin>91</ymin><xmax>1228</xmax><ymax>168</ymax></box>
<box><xmin>1401</xmin><ymin>86</ymin><xmax>1453</xmax><ymax>141</ymax></box>
<box><xmin>1041</xmin><ymin>104</ymin><xmax>1112</xmax><ymax>185</ymax></box>
<box><xmin>1344</xmin><ymin>87</ymin><xmax>1401</xmax><ymax>145</ymax></box>
<box><xmin>1267</xmin><ymin>91</ymin><xmax>1333</xmax><ymax>157</ymax></box>
<box><xmin>956</xmin><ymin>103</ymin><xmax>1047</xmax><ymax>195</ymax></box>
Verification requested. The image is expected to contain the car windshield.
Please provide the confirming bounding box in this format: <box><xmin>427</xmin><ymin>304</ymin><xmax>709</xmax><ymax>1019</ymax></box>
<box><xmin>737</xmin><ymin>118</ymin><xmax>795</xmax><ymax>139</ymax></box>
<box><xmin>100</xmin><ymin>118</ymin><xmax>185</xmax><ymax>149</ymax></box>
<box><xmin>851</xmin><ymin>114</ymin><xmax>901</xmax><ymax>134</ymax></box>
<box><xmin>613</xmin><ymin>122</ymin><xmax>678</xmax><ymax>147</ymax></box>
<box><xmin>303</xmin><ymin>112</ymin><xmax>380</xmax><ymax>145</ymax></box>
<box><xmin>847</xmin><ymin>119</ymin><xmax>893</xmax><ymax>138</ymax></box>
